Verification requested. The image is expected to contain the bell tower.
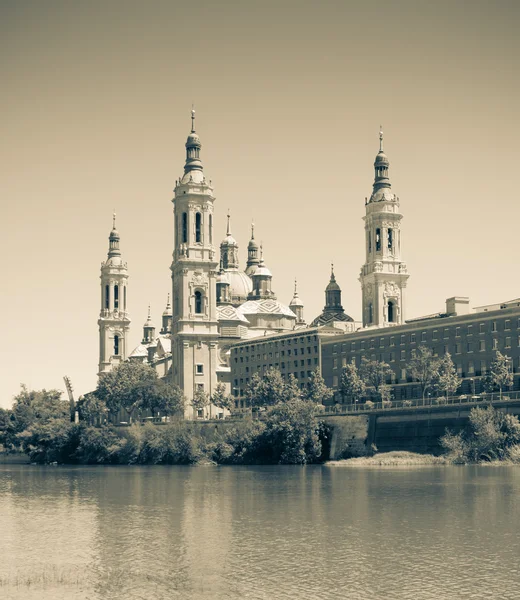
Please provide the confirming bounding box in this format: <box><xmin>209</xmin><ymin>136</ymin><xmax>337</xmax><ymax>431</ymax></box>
<box><xmin>359</xmin><ymin>129</ymin><xmax>409</xmax><ymax>327</ymax></box>
<box><xmin>98</xmin><ymin>214</ymin><xmax>131</xmax><ymax>375</ymax></box>
<box><xmin>171</xmin><ymin>110</ymin><xmax>219</xmax><ymax>418</ymax></box>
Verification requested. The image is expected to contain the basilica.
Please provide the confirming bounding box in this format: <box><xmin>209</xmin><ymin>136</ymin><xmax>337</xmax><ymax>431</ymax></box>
<box><xmin>97</xmin><ymin>112</ymin><xmax>407</xmax><ymax>417</ymax></box>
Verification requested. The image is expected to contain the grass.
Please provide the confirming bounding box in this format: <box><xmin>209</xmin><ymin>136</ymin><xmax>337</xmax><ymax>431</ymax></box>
<box><xmin>326</xmin><ymin>451</ymin><xmax>450</xmax><ymax>467</ymax></box>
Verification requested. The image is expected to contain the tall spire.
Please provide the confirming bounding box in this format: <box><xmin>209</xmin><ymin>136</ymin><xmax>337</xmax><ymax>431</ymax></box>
<box><xmin>246</xmin><ymin>221</ymin><xmax>260</xmax><ymax>275</ymax></box>
<box><xmin>251</xmin><ymin>221</ymin><xmax>255</xmax><ymax>239</ymax></box>
<box><xmin>108</xmin><ymin>214</ymin><xmax>121</xmax><ymax>258</ymax></box>
<box><xmin>289</xmin><ymin>278</ymin><xmax>305</xmax><ymax>325</ymax></box>
<box><xmin>184</xmin><ymin>107</ymin><xmax>203</xmax><ymax>174</ymax></box>
<box><xmin>226</xmin><ymin>210</ymin><xmax>231</xmax><ymax>235</ymax></box>
<box><xmin>373</xmin><ymin>126</ymin><xmax>391</xmax><ymax>194</ymax></box>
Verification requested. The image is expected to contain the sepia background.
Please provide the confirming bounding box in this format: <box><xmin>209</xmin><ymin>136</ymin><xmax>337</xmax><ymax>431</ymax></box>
<box><xmin>1</xmin><ymin>0</ymin><xmax>519</xmax><ymax>407</ymax></box>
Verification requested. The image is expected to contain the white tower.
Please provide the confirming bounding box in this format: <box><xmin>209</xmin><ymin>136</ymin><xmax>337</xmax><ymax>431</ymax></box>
<box><xmin>98</xmin><ymin>215</ymin><xmax>131</xmax><ymax>375</ymax></box>
<box><xmin>359</xmin><ymin>129</ymin><xmax>409</xmax><ymax>327</ymax></box>
<box><xmin>171</xmin><ymin>110</ymin><xmax>219</xmax><ymax>418</ymax></box>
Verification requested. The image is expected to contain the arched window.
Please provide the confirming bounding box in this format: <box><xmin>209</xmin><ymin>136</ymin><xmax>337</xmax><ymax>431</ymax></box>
<box><xmin>123</xmin><ymin>286</ymin><xmax>127</xmax><ymax>310</ymax></box>
<box><xmin>368</xmin><ymin>302</ymin><xmax>373</xmax><ymax>324</ymax></box>
<box><xmin>114</xmin><ymin>335</ymin><xmax>119</xmax><ymax>356</ymax></box>
<box><xmin>375</xmin><ymin>228</ymin><xmax>381</xmax><ymax>252</ymax></box>
<box><xmin>114</xmin><ymin>284</ymin><xmax>119</xmax><ymax>309</ymax></box>
<box><xmin>209</xmin><ymin>214</ymin><xmax>213</xmax><ymax>244</ymax></box>
<box><xmin>388</xmin><ymin>301</ymin><xmax>394</xmax><ymax>323</ymax></box>
<box><xmin>195</xmin><ymin>212</ymin><xmax>202</xmax><ymax>243</ymax></box>
<box><xmin>105</xmin><ymin>285</ymin><xmax>109</xmax><ymax>309</ymax></box>
<box><xmin>195</xmin><ymin>290</ymin><xmax>203</xmax><ymax>314</ymax></box>
<box><xmin>388</xmin><ymin>228</ymin><xmax>393</xmax><ymax>251</ymax></box>
<box><xmin>368</xmin><ymin>232</ymin><xmax>372</xmax><ymax>253</ymax></box>
<box><xmin>182</xmin><ymin>212</ymin><xmax>188</xmax><ymax>243</ymax></box>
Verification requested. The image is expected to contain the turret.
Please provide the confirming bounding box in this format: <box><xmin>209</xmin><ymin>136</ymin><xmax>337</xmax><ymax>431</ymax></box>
<box><xmin>161</xmin><ymin>294</ymin><xmax>173</xmax><ymax>334</ymax></box>
<box><xmin>142</xmin><ymin>305</ymin><xmax>156</xmax><ymax>343</ymax></box>
<box><xmin>245</xmin><ymin>222</ymin><xmax>260</xmax><ymax>276</ymax></box>
<box><xmin>248</xmin><ymin>245</ymin><xmax>276</xmax><ymax>300</ymax></box>
<box><xmin>289</xmin><ymin>279</ymin><xmax>305</xmax><ymax>325</ymax></box>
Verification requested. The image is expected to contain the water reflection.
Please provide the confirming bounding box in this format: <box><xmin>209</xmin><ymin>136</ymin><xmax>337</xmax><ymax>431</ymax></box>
<box><xmin>0</xmin><ymin>465</ymin><xmax>519</xmax><ymax>600</ymax></box>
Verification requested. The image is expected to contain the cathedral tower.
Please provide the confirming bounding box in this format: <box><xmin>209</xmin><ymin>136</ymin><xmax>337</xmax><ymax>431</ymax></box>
<box><xmin>98</xmin><ymin>215</ymin><xmax>131</xmax><ymax>375</ymax></box>
<box><xmin>171</xmin><ymin>110</ymin><xmax>219</xmax><ymax>418</ymax></box>
<box><xmin>359</xmin><ymin>129</ymin><xmax>409</xmax><ymax>327</ymax></box>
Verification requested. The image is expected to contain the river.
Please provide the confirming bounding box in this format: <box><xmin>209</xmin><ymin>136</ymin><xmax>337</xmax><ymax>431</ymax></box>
<box><xmin>0</xmin><ymin>464</ymin><xmax>519</xmax><ymax>599</ymax></box>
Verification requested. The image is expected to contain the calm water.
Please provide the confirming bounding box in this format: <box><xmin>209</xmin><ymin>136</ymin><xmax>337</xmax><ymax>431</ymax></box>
<box><xmin>0</xmin><ymin>464</ymin><xmax>519</xmax><ymax>600</ymax></box>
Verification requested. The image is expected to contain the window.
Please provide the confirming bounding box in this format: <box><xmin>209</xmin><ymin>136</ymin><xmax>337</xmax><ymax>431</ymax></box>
<box><xmin>479</xmin><ymin>323</ymin><xmax>485</xmax><ymax>334</ymax></box>
<box><xmin>196</xmin><ymin>364</ymin><xmax>204</xmax><ymax>374</ymax></box>
<box><xmin>433</xmin><ymin>330</ymin><xmax>438</xmax><ymax>341</ymax></box>
<box><xmin>455</xmin><ymin>343</ymin><xmax>461</xmax><ymax>354</ymax></box>
<box><xmin>493</xmin><ymin>338</ymin><xmax>499</xmax><ymax>350</ymax></box>
<box><xmin>390</xmin><ymin>337</ymin><xmax>395</xmax><ymax>347</ymax></box>
<box><xmin>333</xmin><ymin>359</ymin><xmax>338</xmax><ymax>369</ymax></box>
<box><xmin>388</xmin><ymin>301</ymin><xmax>394</xmax><ymax>323</ymax></box>
<box><xmin>182</xmin><ymin>212</ymin><xmax>188</xmax><ymax>243</ymax></box>
<box><xmin>504</xmin><ymin>319</ymin><xmax>511</xmax><ymax>330</ymax></box>
<box><xmin>376</xmin><ymin>228</ymin><xmax>381</xmax><ymax>252</ymax></box>
<box><xmin>410</xmin><ymin>333</ymin><xmax>416</xmax><ymax>343</ymax></box>
<box><xmin>421</xmin><ymin>331</ymin><xmax>427</xmax><ymax>342</ymax></box>
<box><xmin>506</xmin><ymin>337</ymin><xmax>511</xmax><ymax>348</ymax></box>
<box><xmin>332</xmin><ymin>375</ymin><xmax>338</xmax><ymax>387</ymax></box>
<box><xmin>370</xmin><ymin>339</ymin><xmax>375</xmax><ymax>349</ymax></box>
<box><xmin>467</xmin><ymin>325</ymin><xmax>473</xmax><ymax>336</ymax></box>
<box><xmin>400</xmin><ymin>335</ymin><xmax>405</xmax><ymax>345</ymax></box>
<box><xmin>481</xmin><ymin>360</ymin><xmax>487</xmax><ymax>374</ymax></box>
<box><xmin>105</xmin><ymin>285</ymin><xmax>109</xmax><ymax>309</ymax></box>
<box><xmin>479</xmin><ymin>340</ymin><xmax>486</xmax><ymax>352</ymax></box>
<box><xmin>368</xmin><ymin>302</ymin><xmax>373</xmax><ymax>324</ymax></box>
<box><xmin>389</xmin><ymin>352</ymin><xmax>395</xmax><ymax>362</ymax></box>
<box><xmin>368</xmin><ymin>232</ymin><xmax>372</xmax><ymax>253</ymax></box>
<box><xmin>457</xmin><ymin>365</ymin><xmax>463</xmax><ymax>376</ymax></box>
<box><xmin>400</xmin><ymin>350</ymin><xmax>406</xmax><ymax>360</ymax></box>
<box><xmin>388</xmin><ymin>228</ymin><xmax>393</xmax><ymax>251</ymax></box>
<box><xmin>380</xmin><ymin>338</ymin><xmax>385</xmax><ymax>348</ymax></box>
<box><xmin>342</xmin><ymin>357</ymin><xmax>347</xmax><ymax>367</ymax></box>
<box><xmin>455</xmin><ymin>327</ymin><xmax>460</xmax><ymax>337</ymax></box>
<box><xmin>114</xmin><ymin>285</ymin><xmax>119</xmax><ymax>309</ymax></box>
<box><xmin>468</xmin><ymin>361</ymin><xmax>475</xmax><ymax>375</ymax></box>
<box><xmin>492</xmin><ymin>321</ymin><xmax>497</xmax><ymax>332</ymax></box>
<box><xmin>401</xmin><ymin>368</ymin><xmax>406</xmax><ymax>381</ymax></box>
<box><xmin>467</xmin><ymin>342</ymin><xmax>473</xmax><ymax>353</ymax></box>
<box><xmin>196</xmin><ymin>383</ymin><xmax>204</xmax><ymax>391</ymax></box>
<box><xmin>444</xmin><ymin>328</ymin><xmax>449</xmax><ymax>339</ymax></box>
<box><xmin>114</xmin><ymin>335</ymin><xmax>119</xmax><ymax>356</ymax></box>
<box><xmin>209</xmin><ymin>214</ymin><xmax>212</xmax><ymax>244</ymax></box>
<box><xmin>194</xmin><ymin>290</ymin><xmax>203</xmax><ymax>314</ymax></box>
<box><xmin>195</xmin><ymin>212</ymin><xmax>202</xmax><ymax>243</ymax></box>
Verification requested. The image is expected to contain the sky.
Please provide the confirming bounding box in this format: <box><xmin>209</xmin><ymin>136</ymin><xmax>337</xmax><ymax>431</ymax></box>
<box><xmin>1</xmin><ymin>0</ymin><xmax>519</xmax><ymax>408</ymax></box>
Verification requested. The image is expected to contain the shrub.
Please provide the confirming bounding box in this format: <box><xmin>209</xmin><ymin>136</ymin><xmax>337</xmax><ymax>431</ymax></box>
<box><xmin>402</xmin><ymin>400</ymin><xmax>413</xmax><ymax>407</ymax></box>
<box><xmin>364</xmin><ymin>400</ymin><xmax>375</xmax><ymax>410</ymax></box>
<box><xmin>435</xmin><ymin>396</ymin><xmax>447</xmax><ymax>405</ymax></box>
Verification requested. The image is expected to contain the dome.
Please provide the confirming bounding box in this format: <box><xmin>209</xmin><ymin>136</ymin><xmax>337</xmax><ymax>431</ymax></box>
<box><xmin>180</xmin><ymin>169</ymin><xmax>205</xmax><ymax>184</ymax></box>
<box><xmin>238</xmin><ymin>299</ymin><xmax>297</xmax><ymax>319</ymax></box>
<box><xmin>374</xmin><ymin>151</ymin><xmax>389</xmax><ymax>166</ymax></box>
<box><xmin>186</xmin><ymin>132</ymin><xmax>201</xmax><ymax>147</ymax></box>
<box><xmin>370</xmin><ymin>188</ymin><xmax>396</xmax><ymax>203</ymax></box>
<box><xmin>310</xmin><ymin>310</ymin><xmax>354</xmax><ymax>327</ymax></box>
<box><xmin>248</xmin><ymin>238</ymin><xmax>259</xmax><ymax>249</ymax></box>
<box><xmin>290</xmin><ymin>294</ymin><xmax>303</xmax><ymax>307</ymax></box>
<box><xmin>326</xmin><ymin>279</ymin><xmax>340</xmax><ymax>292</ymax></box>
<box><xmin>109</xmin><ymin>228</ymin><xmax>120</xmax><ymax>240</ymax></box>
<box><xmin>226</xmin><ymin>270</ymin><xmax>253</xmax><ymax>300</ymax></box>
<box><xmin>221</xmin><ymin>234</ymin><xmax>238</xmax><ymax>247</ymax></box>
<box><xmin>217</xmin><ymin>270</ymin><xmax>230</xmax><ymax>285</ymax></box>
<box><xmin>253</xmin><ymin>264</ymin><xmax>272</xmax><ymax>278</ymax></box>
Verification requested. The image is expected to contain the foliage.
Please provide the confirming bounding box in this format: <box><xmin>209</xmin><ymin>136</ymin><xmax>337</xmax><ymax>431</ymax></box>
<box><xmin>434</xmin><ymin>352</ymin><xmax>459</xmax><ymax>399</ymax></box>
<box><xmin>482</xmin><ymin>351</ymin><xmax>514</xmax><ymax>399</ymax></box>
<box><xmin>244</xmin><ymin>368</ymin><xmax>300</xmax><ymax>408</ymax></box>
<box><xmin>211</xmin><ymin>382</ymin><xmax>233</xmax><ymax>413</ymax></box>
<box><xmin>408</xmin><ymin>346</ymin><xmax>440</xmax><ymax>402</ymax></box>
<box><xmin>191</xmin><ymin>388</ymin><xmax>210</xmax><ymax>416</ymax></box>
<box><xmin>0</xmin><ymin>407</ymin><xmax>12</xmax><ymax>449</ymax></box>
<box><xmin>358</xmin><ymin>358</ymin><xmax>393</xmax><ymax>400</ymax></box>
<box><xmin>76</xmin><ymin>393</ymin><xmax>108</xmax><ymax>423</ymax></box>
<box><xmin>19</xmin><ymin>421</ymin><xmax>81</xmax><ymax>464</ymax></box>
<box><xmin>339</xmin><ymin>362</ymin><xmax>366</xmax><ymax>404</ymax></box>
<box><xmin>440</xmin><ymin>405</ymin><xmax>520</xmax><ymax>462</ymax></box>
<box><xmin>95</xmin><ymin>361</ymin><xmax>159</xmax><ymax>421</ymax></box>
<box><xmin>253</xmin><ymin>399</ymin><xmax>324</xmax><ymax>464</ymax></box>
<box><xmin>304</xmin><ymin>368</ymin><xmax>333</xmax><ymax>405</ymax></box>
<box><xmin>140</xmin><ymin>379</ymin><xmax>185</xmax><ymax>417</ymax></box>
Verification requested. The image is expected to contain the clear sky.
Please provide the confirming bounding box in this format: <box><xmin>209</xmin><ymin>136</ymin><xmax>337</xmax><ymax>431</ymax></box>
<box><xmin>1</xmin><ymin>0</ymin><xmax>519</xmax><ymax>408</ymax></box>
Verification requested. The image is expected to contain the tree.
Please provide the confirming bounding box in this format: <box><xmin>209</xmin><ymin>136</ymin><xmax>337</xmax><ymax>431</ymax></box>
<box><xmin>304</xmin><ymin>368</ymin><xmax>333</xmax><ymax>405</ymax></box>
<box><xmin>435</xmin><ymin>352</ymin><xmax>460</xmax><ymax>399</ymax></box>
<box><xmin>95</xmin><ymin>361</ymin><xmax>159</xmax><ymax>422</ymax></box>
<box><xmin>358</xmin><ymin>358</ymin><xmax>393</xmax><ymax>402</ymax></box>
<box><xmin>339</xmin><ymin>362</ymin><xmax>366</xmax><ymax>404</ymax></box>
<box><xmin>211</xmin><ymin>382</ymin><xmax>233</xmax><ymax>415</ymax></box>
<box><xmin>244</xmin><ymin>368</ymin><xmax>299</xmax><ymax>408</ymax></box>
<box><xmin>140</xmin><ymin>379</ymin><xmax>185</xmax><ymax>418</ymax></box>
<box><xmin>408</xmin><ymin>346</ymin><xmax>440</xmax><ymax>404</ymax></box>
<box><xmin>191</xmin><ymin>388</ymin><xmax>210</xmax><ymax>417</ymax></box>
<box><xmin>76</xmin><ymin>392</ymin><xmax>108</xmax><ymax>424</ymax></box>
<box><xmin>483</xmin><ymin>351</ymin><xmax>514</xmax><ymax>400</ymax></box>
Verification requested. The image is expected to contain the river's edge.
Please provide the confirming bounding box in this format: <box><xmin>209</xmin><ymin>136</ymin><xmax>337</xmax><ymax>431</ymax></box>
<box><xmin>326</xmin><ymin>451</ymin><xmax>520</xmax><ymax>467</ymax></box>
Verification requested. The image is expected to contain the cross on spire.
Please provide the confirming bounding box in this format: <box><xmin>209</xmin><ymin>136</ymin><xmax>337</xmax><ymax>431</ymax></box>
<box><xmin>191</xmin><ymin>105</ymin><xmax>196</xmax><ymax>133</ymax></box>
<box><xmin>379</xmin><ymin>125</ymin><xmax>384</xmax><ymax>152</ymax></box>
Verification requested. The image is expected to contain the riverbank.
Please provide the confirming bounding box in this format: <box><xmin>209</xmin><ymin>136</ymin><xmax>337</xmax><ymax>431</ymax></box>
<box><xmin>326</xmin><ymin>451</ymin><xmax>450</xmax><ymax>467</ymax></box>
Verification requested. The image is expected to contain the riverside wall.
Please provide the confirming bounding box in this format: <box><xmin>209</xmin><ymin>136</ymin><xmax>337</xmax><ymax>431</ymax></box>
<box><xmin>323</xmin><ymin>400</ymin><xmax>520</xmax><ymax>458</ymax></box>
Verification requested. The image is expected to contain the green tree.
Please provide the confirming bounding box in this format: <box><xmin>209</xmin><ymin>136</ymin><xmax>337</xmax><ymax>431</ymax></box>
<box><xmin>435</xmin><ymin>352</ymin><xmax>460</xmax><ymax>399</ymax></box>
<box><xmin>140</xmin><ymin>379</ymin><xmax>185</xmax><ymax>418</ymax></box>
<box><xmin>191</xmin><ymin>388</ymin><xmax>210</xmax><ymax>417</ymax></box>
<box><xmin>244</xmin><ymin>368</ymin><xmax>298</xmax><ymax>408</ymax></box>
<box><xmin>359</xmin><ymin>358</ymin><xmax>393</xmax><ymax>403</ymax></box>
<box><xmin>255</xmin><ymin>399</ymin><xmax>324</xmax><ymax>464</ymax></box>
<box><xmin>95</xmin><ymin>361</ymin><xmax>159</xmax><ymax>422</ymax></box>
<box><xmin>483</xmin><ymin>351</ymin><xmax>514</xmax><ymax>400</ymax></box>
<box><xmin>211</xmin><ymin>382</ymin><xmax>233</xmax><ymax>415</ymax></box>
<box><xmin>304</xmin><ymin>368</ymin><xmax>333</xmax><ymax>405</ymax></box>
<box><xmin>0</xmin><ymin>408</ymin><xmax>12</xmax><ymax>449</ymax></box>
<box><xmin>339</xmin><ymin>362</ymin><xmax>366</xmax><ymax>404</ymax></box>
<box><xmin>76</xmin><ymin>392</ymin><xmax>108</xmax><ymax>424</ymax></box>
<box><xmin>408</xmin><ymin>346</ymin><xmax>440</xmax><ymax>404</ymax></box>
